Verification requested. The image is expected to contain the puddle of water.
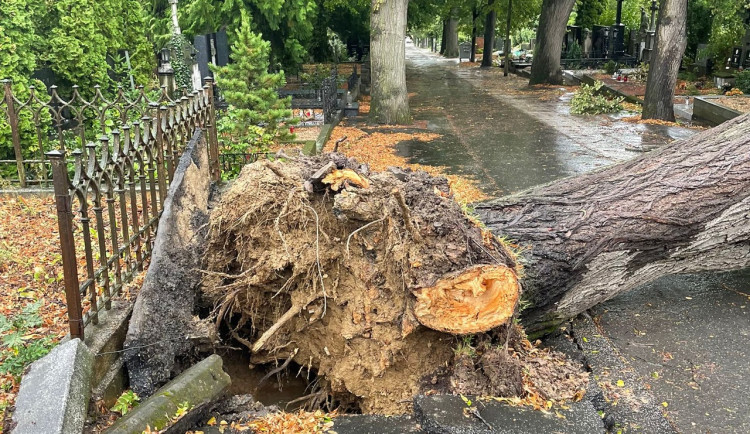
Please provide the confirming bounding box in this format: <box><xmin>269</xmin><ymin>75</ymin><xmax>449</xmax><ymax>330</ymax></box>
<box><xmin>220</xmin><ymin>350</ymin><xmax>311</xmax><ymax>409</ymax></box>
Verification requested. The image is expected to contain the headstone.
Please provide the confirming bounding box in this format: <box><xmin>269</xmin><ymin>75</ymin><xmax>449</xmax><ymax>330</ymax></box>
<box><xmin>695</xmin><ymin>43</ymin><xmax>710</xmax><ymax>75</ymax></box>
<box><xmin>592</xmin><ymin>25</ymin><xmax>609</xmax><ymax>58</ymax></box>
<box><xmin>194</xmin><ymin>31</ymin><xmax>230</xmax><ymax>87</ymax></box>
<box><xmin>583</xmin><ymin>29</ymin><xmax>593</xmax><ymax>58</ymax></box>
<box><xmin>458</xmin><ymin>41</ymin><xmax>472</xmax><ymax>61</ymax></box>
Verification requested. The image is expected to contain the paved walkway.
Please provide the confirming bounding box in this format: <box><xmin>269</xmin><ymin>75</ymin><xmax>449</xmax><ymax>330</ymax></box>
<box><xmin>400</xmin><ymin>44</ymin><xmax>696</xmax><ymax>196</ymax></box>
<box><xmin>402</xmin><ymin>43</ymin><xmax>750</xmax><ymax>433</ymax></box>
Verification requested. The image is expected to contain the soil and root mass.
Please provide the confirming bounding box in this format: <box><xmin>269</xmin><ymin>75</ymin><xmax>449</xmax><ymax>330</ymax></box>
<box><xmin>201</xmin><ymin>154</ymin><xmax>587</xmax><ymax>413</ymax></box>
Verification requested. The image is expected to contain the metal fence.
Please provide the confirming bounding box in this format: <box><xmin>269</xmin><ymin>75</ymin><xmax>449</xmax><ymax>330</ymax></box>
<box><xmin>17</xmin><ymin>79</ymin><xmax>223</xmax><ymax>339</ymax></box>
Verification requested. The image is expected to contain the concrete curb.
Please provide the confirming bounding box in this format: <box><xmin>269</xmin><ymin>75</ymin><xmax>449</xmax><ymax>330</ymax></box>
<box><xmin>11</xmin><ymin>339</ymin><xmax>93</xmax><ymax>434</ymax></box>
<box><xmin>315</xmin><ymin>110</ymin><xmax>344</xmax><ymax>154</ymax></box>
<box><xmin>105</xmin><ymin>355</ymin><xmax>230</xmax><ymax>434</ymax></box>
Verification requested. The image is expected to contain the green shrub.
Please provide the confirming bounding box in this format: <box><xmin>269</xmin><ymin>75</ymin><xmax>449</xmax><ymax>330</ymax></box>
<box><xmin>604</xmin><ymin>60</ymin><xmax>618</xmax><ymax>75</ymax></box>
<box><xmin>570</xmin><ymin>81</ymin><xmax>624</xmax><ymax>115</ymax></box>
<box><xmin>735</xmin><ymin>70</ymin><xmax>750</xmax><ymax>94</ymax></box>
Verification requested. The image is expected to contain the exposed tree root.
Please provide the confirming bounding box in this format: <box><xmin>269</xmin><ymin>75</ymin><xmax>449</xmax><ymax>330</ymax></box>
<box><xmin>201</xmin><ymin>154</ymin><xmax>586</xmax><ymax>413</ymax></box>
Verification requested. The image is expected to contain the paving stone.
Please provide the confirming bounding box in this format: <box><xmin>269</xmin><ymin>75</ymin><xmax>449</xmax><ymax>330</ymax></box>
<box><xmin>413</xmin><ymin>394</ymin><xmax>604</xmax><ymax>434</ymax></box>
<box><xmin>329</xmin><ymin>414</ymin><xmax>424</xmax><ymax>433</ymax></box>
<box><xmin>107</xmin><ymin>354</ymin><xmax>231</xmax><ymax>434</ymax></box>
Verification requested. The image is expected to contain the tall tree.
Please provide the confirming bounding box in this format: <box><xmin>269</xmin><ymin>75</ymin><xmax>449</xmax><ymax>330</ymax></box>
<box><xmin>370</xmin><ymin>0</ymin><xmax>410</xmax><ymax>124</ymax></box>
<box><xmin>470</xmin><ymin>5</ymin><xmax>480</xmax><ymax>62</ymax></box>
<box><xmin>481</xmin><ymin>0</ymin><xmax>497</xmax><ymax>67</ymax></box>
<box><xmin>503</xmin><ymin>0</ymin><xmax>511</xmax><ymax>76</ymax></box>
<box><xmin>529</xmin><ymin>0</ymin><xmax>576</xmax><ymax>85</ymax></box>
<box><xmin>211</xmin><ymin>16</ymin><xmax>293</xmax><ymax>152</ymax></box>
<box><xmin>642</xmin><ymin>0</ymin><xmax>687</xmax><ymax>121</ymax></box>
<box><xmin>440</xmin><ymin>20</ymin><xmax>448</xmax><ymax>54</ymax></box>
<box><xmin>444</xmin><ymin>7</ymin><xmax>460</xmax><ymax>57</ymax></box>
<box><xmin>574</xmin><ymin>0</ymin><xmax>607</xmax><ymax>30</ymax></box>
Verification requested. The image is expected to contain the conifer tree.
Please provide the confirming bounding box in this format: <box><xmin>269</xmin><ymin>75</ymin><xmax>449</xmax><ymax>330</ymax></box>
<box><xmin>212</xmin><ymin>16</ymin><xmax>294</xmax><ymax>152</ymax></box>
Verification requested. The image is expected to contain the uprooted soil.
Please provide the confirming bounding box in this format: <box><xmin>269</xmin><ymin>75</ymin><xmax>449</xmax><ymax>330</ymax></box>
<box><xmin>201</xmin><ymin>154</ymin><xmax>588</xmax><ymax>414</ymax></box>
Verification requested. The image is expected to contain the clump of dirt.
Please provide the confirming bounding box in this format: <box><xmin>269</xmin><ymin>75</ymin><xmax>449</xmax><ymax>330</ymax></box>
<box><xmin>201</xmin><ymin>154</ymin><xmax>586</xmax><ymax>414</ymax></box>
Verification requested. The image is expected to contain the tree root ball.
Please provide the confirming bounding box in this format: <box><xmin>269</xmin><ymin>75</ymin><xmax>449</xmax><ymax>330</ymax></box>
<box><xmin>201</xmin><ymin>154</ymin><xmax>583</xmax><ymax>413</ymax></box>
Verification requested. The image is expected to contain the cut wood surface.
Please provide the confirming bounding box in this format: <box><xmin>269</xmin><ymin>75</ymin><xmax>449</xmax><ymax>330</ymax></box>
<box><xmin>413</xmin><ymin>265</ymin><xmax>520</xmax><ymax>334</ymax></box>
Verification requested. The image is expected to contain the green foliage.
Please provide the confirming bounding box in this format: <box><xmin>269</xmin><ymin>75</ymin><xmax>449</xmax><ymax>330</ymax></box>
<box><xmin>182</xmin><ymin>0</ymin><xmax>318</xmax><ymax>69</ymax></box>
<box><xmin>566</xmin><ymin>42</ymin><xmax>583</xmax><ymax>59</ymax></box>
<box><xmin>168</xmin><ymin>33</ymin><xmax>197</xmax><ymax>91</ymax></box>
<box><xmin>603</xmin><ymin>60</ymin><xmax>618</xmax><ymax>75</ymax></box>
<box><xmin>212</xmin><ymin>17</ymin><xmax>294</xmax><ymax>157</ymax></box>
<box><xmin>570</xmin><ymin>81</ymin><xmax>624</xmax><ymax>115</ymax></box>
<box><xmin>736</xmin><ymin>70</ymin><xmax>750</xmax><ymax>94</ymax></box>
<box><xmin>111</xmin><ymin>390</ymin><xmax>140</xmax><ymax>416</ymax></box>
<box><xmin>0</xmin><ymin>301</ymin><xmax>55</xmax><ymax>378</ymax></box>
<box><xmin>575</xmin><ymin>0</ymin><xmax>607</xmax><ymax>30</ymax></box>
<box><xmin>453</xmin><ymin>335</ymin><xmax>476</xmax><ymax>357</ymax></box>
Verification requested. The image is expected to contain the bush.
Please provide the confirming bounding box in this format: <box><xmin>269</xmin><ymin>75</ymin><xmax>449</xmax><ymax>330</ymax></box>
<box><xmin>735</xmin><ymin>70</ymin><xmax>750</xmax><ymax>94</ymax></box>
<box><xmin>604</xmin><ymin>60</ymin><xmax>619</xmax><ymax>75</ymax></box>
<box><xmin>570</xmin><ymin>81</ymin><xmax>624</xmax><ymax>115</ymax></box>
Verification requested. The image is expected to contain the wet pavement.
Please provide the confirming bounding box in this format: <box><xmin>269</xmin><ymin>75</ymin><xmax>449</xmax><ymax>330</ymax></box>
<box><xmin>401</xmin><ymin>43</ymin><xmax>750</xmax><ymax>433</ymax></box>
<box><xmin>400</xmin><ymin>44</ymin><xmax>696</xmax><ymax>196</ymax></box>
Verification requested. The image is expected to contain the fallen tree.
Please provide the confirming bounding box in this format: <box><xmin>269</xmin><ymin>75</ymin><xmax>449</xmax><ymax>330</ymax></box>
<box><xmin>476</xmin><ymin>113</ymin><xmax>750</xmax><ymax>335</ymax></box>
<box><xmin>201</xmin><ymin>155</ymin><xmax>586</xmax><ymax>413</ymax></box>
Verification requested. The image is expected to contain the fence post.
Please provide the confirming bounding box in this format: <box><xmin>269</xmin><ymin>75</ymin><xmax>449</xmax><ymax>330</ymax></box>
<box><xmin>3</xmin><ymin>81</ymin><xmax>26</xmax><ymax>187</ymax></box>
<box><xmin>204</xmin><ymin>77</ymin><xmax>221</xmax><ymax>182</ymax></box>
<box><xmin>47</xmin><ymin>150</ymin><xmax>84</xmax><ymax>339</ymax></box>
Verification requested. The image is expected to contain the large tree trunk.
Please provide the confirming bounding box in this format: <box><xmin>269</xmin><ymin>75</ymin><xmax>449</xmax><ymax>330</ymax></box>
<box><xmin>642</xmin><ymin>0</ymin><xmax>687</xmax><ymax>121</ymax></box>
<box><xmin>444</xmin><ymin>8</ymin><xmax>460</xmax><ymax>58</ymax></box>
<box><xmin>476</xmin><ymin>113</ymin><xmax>750</xmax><ymax>336</ymax></box>
<box><xmin>370</xmin><ymin>0</ymin><xmax>410</xmax><ymax>124</ymax></box>
<box><xmin>481</xmin><ymin>0</ymin><xmax>496</xmax><ymax>67</ymax></box>
<box><xmin>528</xmin><ymin>0</ymin><xmax>576</xmax><ymax>85</ymax></box>
<box><xmin>503</xmin><ymin>0</ymin><xmax>512</xmax><ymax>76</ymax></box>
<box><xmin>470</xmin><ymin>6</ymin><xmax>479</xmax><ymax>63</ymax></box>
<box><xmin>440</xmin><ymin>20</ymin><xmax>447</xmax><ymax>54</ymax></box>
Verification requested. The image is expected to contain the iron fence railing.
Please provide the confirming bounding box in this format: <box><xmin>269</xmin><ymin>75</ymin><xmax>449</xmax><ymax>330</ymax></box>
<box><xmin>37</xmin><ymin>79</ymin><xmax>221</xmax><ymax>339</ymax></box>
<box><xmin>1</xmin><ymin>79</ymin><xmax>220</xmax><ymax>188</ymax></box>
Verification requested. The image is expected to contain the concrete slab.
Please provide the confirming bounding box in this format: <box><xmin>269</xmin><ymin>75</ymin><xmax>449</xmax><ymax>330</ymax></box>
<box><xmin>106</xmin><ymin>354</ymin><xmax>231</xmax><ymax>434</ymax></box>
<box><xmin>11</xmin><ymin>339</ymin><xmax>93</xmax><ymax>434</ymax></box>
<box><xmin>412</xmin><ymin>395</ymin><xmax>604</xmax><ymax>434</ymax></box>
<box><xmin>330</xmin><ymin>415</ymin><xmax>424</xmax><ymax>433</ymax></box>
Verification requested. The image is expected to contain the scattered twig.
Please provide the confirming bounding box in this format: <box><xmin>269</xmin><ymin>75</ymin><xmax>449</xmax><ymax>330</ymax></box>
<box><xmin>468</xmin><ymin>406</ymin><xmax>495</xmax><ymax>431</ymax></box>
<box><xmin>333</xmin><ymin>135</ymin><xmax>348</xmax><ymax>153</ymax></box>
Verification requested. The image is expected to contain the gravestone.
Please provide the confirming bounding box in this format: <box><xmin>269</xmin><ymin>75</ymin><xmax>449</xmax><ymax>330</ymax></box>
<box><xmin>458</xmin><ymin>42</ymin><xmax>472</xmax><ymax>61</ymax></box>
<box><xmin>583</xmin><ymin>29</ymin><xmax>593</xmax><ymax>58</ymax></box>
<box><xmin>194</xmin><ymin>30</ymin><xmax>229</xmax><ymax>88</ymax></box>
<box><xmin>592</xmin><ymin>25</ymin><xmax>609</xmax><ymax>58</ymax></box>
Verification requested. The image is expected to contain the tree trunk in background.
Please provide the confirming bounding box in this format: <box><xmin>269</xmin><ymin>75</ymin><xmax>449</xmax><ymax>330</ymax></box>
<box><xmin>529</xmin><ymin>0</ymin><xmax>575</xmax><ymax>85</ymax></box>
<box><xmin>504</xmin><ymin>0</ymin><xmax>512</xmax><ymax>76</ymax></box>
<box><xmin>470</xmin><ymin>7</ymin><xmax>479</xmax><ymax>62</ymax></box>
<box><xmin>642</xmin><ymin>0</ymin><xmax>687</xmax><ymax>121</ymax></box>
<box><xmin>440</xmin><ymin>20</ymin><xmax>447</xmax><ymax>54</ymax></box>
<box><xmin>476</xmin><ymin>113</ymin><xmax>750</xmax><ymax>336</ymax></box>
<box><xmin>481</xmin><ymin>0</ymin><xmax>497</xmax><ymax>67</ymax></box>
<box><xmin>370</xmin><ymin>0</ymin><xmax>410</xmax><ymax>124</ymax></box>
<box><xmin>444</xmin><ymin>9</ymin><xmax>460</xmax><ymax>58</ymax></box>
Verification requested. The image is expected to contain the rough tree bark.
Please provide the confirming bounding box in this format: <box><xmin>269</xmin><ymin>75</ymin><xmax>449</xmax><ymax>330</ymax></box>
<box><xmin>470</xmin><ymin>6</ymin><xmax>479</xmax><ymax>63</ymax></box>
<box><xmin>504</xmin><ymin>0</ymin><xmax>512</xmax><ymax>76</ymax></box>
<box><xmin>476</xmin><ymin>113</ymin><xmax>750</xmax><ymax>336</ymax></box>
<box><xmin>370</xmin><ymin>0</ymin><xmax>410</xmax><ymax>124</ymax></box>
<box><xmin>481</xmin><ymin>0</ymin><xmax>496</xmax><ymax>67</ymax></box>
<box><xmin>642</xmin><ymin>0</ymin><xmax>687</xmax><ymax>121</ymax></box>
<box><xmin>440</xmin><ymin>20</ymin><xmax>447</xmax><ymax>54</ymax></box>
<box><xmin>529</xmin><ymin>0</ymin><xmax>576</xmax><ymax>85</ymax></box>
<box><xmin>444</xmin><ymin>8</ymin><xmax>460</xmax><ymax>58</ymax></box>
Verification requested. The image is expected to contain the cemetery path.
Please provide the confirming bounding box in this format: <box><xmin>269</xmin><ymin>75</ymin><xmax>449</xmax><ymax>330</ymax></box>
<box><xmin>400</xmin><ymin>42</ymin><xmax>696</xmax><ymax>196</ymax></box>
<box><xmin>399</xmin><ymin>43</ymin><xmax>750</xmax><ymax>434</ymax></box>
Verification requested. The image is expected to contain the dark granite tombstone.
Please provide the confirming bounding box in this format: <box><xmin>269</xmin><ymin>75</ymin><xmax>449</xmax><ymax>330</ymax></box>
<box><xmin>592</xmin><ymin>25</ymin><xmax>609</xmax><ymax>58</ymax></box>
<box><xmin>194</xmin><ymin>30</ymin><xmax>229</xmax><ymax>87</ymax></box>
